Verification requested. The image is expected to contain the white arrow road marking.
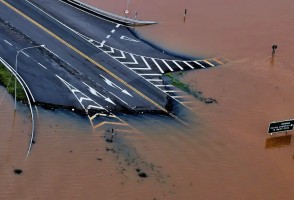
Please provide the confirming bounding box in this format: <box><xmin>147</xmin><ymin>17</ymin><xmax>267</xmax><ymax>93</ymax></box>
<box><xmin>120</xmin><ymin>35</ymin><xmax>139</xmax><ymax>43</ymax></box>
<box><xmin>83</xmin><ymin>82</ymin><xmax>116</xmax><ymax>105</ymax></box>
<box><xmin>100</xmin><ymin>74</ymin><xmax>133</xmax><ymax>97</ymax></box>
<box><xmin>56</xmin><ymin>75</ymin><xmax>104</xmax><ymax>111</ymax></box>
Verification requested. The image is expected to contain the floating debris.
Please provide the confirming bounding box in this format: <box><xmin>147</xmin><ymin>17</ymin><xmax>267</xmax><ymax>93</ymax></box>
<box><xmin>14</xmin><ymin>169</ymin><xmax>23</xmax><ymax>175</ymax></box>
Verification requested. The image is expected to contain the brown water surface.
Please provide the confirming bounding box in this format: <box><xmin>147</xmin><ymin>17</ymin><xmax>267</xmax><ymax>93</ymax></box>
<box><xmin>1</xmin><ymin>0</ymin><xmax>294</xmax><ymax>199</ymax></box>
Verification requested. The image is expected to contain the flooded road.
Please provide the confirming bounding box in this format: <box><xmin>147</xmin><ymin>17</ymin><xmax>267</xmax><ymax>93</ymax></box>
<box><xmin>1</xmin><ymin>0</ymin><xmax>294</xmax><ymax>199</ymax></box>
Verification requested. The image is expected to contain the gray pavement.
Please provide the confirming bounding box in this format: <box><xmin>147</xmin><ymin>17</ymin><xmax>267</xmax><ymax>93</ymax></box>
<box><xmin>0</xmin><ymin>0</ymin><xmax>222</xmax><ymax>122</ymax></box>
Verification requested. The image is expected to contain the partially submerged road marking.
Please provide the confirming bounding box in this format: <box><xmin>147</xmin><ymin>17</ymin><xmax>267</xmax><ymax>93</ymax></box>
<box><xmin>1</xmin><ymin>0</ymin><xmax>189</xmax><ymax>125</ymax></box>
<box><xmin>0</xmin><ymin>0</ymin><xmax>176</xmax><ymax>117</ymax></box>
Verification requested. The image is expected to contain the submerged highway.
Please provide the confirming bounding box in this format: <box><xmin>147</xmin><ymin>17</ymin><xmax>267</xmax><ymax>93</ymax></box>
<box><xmin>0</xmin><ymin>0</ymin><xmax>222</xmax><ymax>129</ymax></box>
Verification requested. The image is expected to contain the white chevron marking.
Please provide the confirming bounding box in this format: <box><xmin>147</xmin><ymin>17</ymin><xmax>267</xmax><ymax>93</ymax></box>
<box><xmin>162</xmin><ymin>59</ymin><xmax>174</xmax><ymax>72</ymax></box>
<box><xmin>173</xmin><ymin>61</ymin><xmax>184</xmax><ymax>70</ymax></box>
<box><xmin>184</xmin><ymin>61</ymin><xmax>194</xmax><ymax>69</ymax></box>
<box><xmin>152</xmin><ymin>58</ymin><xmax>164</xmax><ymax>73</ymax></box>
<box><xmin>113</xmin><ymin>51</ymin><xmax>126</xmax><ymax>59</ymax></box>
<box><xmin>130</xmin><ymin>56</ymin><xmax>151</xmax><ymax>70</ymax></box>
<box><xmin>121</xmin><ymin>54</ymin><xmax>138</xmax><ymax>65</ymax></box>
<box><xmin>105</xmin><ymin>47</ymin><xmax>115</xmax><ymax>53</ymax></box>
<box><xmin>203</xmin><ymin>60</ymin><xmax>214</xmax><ymax>67</ymax></box>
<box><xmin>194</xmin><ymin>61</ymin><xmax>205</xmax><ymax>68</ymax></box>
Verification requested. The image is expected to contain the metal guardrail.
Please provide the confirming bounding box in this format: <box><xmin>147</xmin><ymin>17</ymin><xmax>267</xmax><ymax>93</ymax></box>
<box><xmin>0</xmin><ymin>57</ymin><xmax>35</xmax><ymax>159</ymax></box>
<box><xmin>61</xmin><ymin>0</ymin><xmax>158</xmax><ymax>26</ymax></box>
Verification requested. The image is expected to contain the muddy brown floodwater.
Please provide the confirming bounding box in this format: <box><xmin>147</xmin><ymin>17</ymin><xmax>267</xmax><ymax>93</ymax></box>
<box><xmin>1</xmin><ymin>0</ymin><xmax>294</xmax><ymax>199</ymax></box>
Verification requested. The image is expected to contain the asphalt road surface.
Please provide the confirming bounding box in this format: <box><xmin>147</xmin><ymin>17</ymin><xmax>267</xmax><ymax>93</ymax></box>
<box><xmin>0</xmin><ymin>0</ymin><xmax>221</xmax><ymax>125</ymax></box>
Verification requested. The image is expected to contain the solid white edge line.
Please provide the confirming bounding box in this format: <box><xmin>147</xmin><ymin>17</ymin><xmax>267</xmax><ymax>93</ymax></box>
<box><xmin>38</xmin><ymin>63</ymin><xmax>47</xmax><ymax>69</ymax></box>
<box><xmin>138</xmin><ymin>74</ymin><xmax>161</xmax><ymax>76</ymax></box>
<box><xmin>4</xmin><ymin>40</ymin><xmax>12</xmax><ymax>46</ymax></box>
<box><xmin>109</xmin><ymin>91</ymin><xmax>129</xmax><ymax>106</ymax></box>
<box><xmin>0</xmin><ymin>58</ymin><xmax>35</xmax><ymax>158</ymax></box>
<box><xmin>146</xmin><ymin>79</ymin><xmax>162</xmax><ymax>82</ymax></box>
<box><xmin>172</xmin><ymin>96</ymin><xmax>190</xmax><ymax>98</ymax></box>
<box><xmin>155</xmin><ymin>85</ymin><xmax>174</xmax><ymax>87</ymax></box>
<box><xmin>22</xmin><ymin>52</ymin><xmax>30</xmax><ymax>58</ymax></box>
<box><xmin>162</xmin><ymin>90</ymin><xmax>183</xmax><ymax>93</ymax></box>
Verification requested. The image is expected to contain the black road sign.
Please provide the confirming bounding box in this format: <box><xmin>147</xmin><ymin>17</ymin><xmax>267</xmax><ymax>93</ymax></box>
<box><xmin>268</xmin><ymin>119</ymin><xmax>294</xmax><ymax>134</ymax></box>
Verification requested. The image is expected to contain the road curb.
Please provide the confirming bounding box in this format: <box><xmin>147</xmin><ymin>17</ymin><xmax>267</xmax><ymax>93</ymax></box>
<box><xmin>61</xmin><ymin>0</ymin><xmax>158</xmax><ymax>26</ymax></box>
<box><xmin>0</xmin><ymin>57</ymin><xmax>35</xmax><ymax>158</ymax></box>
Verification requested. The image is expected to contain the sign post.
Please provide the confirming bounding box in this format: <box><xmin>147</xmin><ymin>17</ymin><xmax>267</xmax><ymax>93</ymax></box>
<box><xmin>268</xmin><ymin>119</ymin><xmax>294</xmax><ymax>135</ymax></box>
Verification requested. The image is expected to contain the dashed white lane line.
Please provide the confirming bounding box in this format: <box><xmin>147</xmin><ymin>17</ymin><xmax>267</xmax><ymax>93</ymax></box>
<box><xmin>4</xmin><ymin>40</ymin><xmax>12</xmax><ymax>46</ymax></box>
<box><xmin>151</xmin><ymin>58</ymin><xmax>164</xmax><ymax>73</ymax></box>
<box><xmin>106</xmin><ymin>35</ymin><xmax>111</xmax><ymax>39</ymax></box>
<box><xmin>184</xmin><ymin>61</ymin><xmax>194</xmax><ymax>69</ymax></box>
<box><xmin>22</xmin><ymin>52</ymin><xmax>30</xmax><ymax>58</ymax></box>
<box><xmin>38</xmin><ymin>63</ymin><xmax>47</xmax><ymax>69</ymax></box>
<box><xmin>194</xmin><ymin>61</ymin><xmax>205</xmax><ymax>68</ymax></box>
<box><xmin>116</xmin><ymin>24</ymin><xmax>121</xmax><ymax>28</ymax></box>
<box><xmin>111</xmin><ymin>29</ymin><xmax>115</xmax><ymax>33</ymax></box>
